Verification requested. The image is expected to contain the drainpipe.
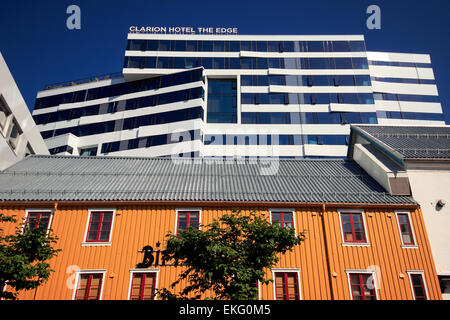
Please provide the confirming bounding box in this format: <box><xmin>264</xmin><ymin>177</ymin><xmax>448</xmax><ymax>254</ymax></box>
<box><xmin>320</xmin><ymin>203</ymin><xmax>335</xmax><ymax>300</ymax></box>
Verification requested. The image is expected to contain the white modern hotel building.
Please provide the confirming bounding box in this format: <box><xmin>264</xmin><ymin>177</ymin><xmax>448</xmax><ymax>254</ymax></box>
<box><xmin>31</xmin><ymin>32</ymin><xmax>445</xmax><ymax>158</ymax></box>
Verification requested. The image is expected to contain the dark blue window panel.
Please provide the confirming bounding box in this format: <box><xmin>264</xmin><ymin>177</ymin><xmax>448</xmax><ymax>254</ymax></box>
<box><xmin>173</xmin><ymin>57</ymin><xmax>185</xmax><ymax>69</ymax></box>
<box><xmin>349</xmin><ymin>41</ymin><xmax>366</xmax><ymax>52</ymax></box>
<box><xmin>174</xmin><ymin>40</ymin><xmax>187</xmax><ymax>51</ymax></box>
<box><xmin>241</xmin><ymin>93</ymin><xmax>374</xmax><ymax>105</ymax></box>
<box><xmin>268</xmin><ymin>58</ymin><xmax>282</xmax><ymax>69</ymax></box>
<box><xmin>201</xmin><ymin>41</ymin><xmax>213</xmax><ymax>52</ymax></box>
<box><xmin>241</xmin><ymin>112</ymin><xmax>298</xmax><ymax>124</ymax></box>
<box><xmin>332</xmin><ymin>41</ymin><xmax>351</xmax><ymax>52</ymax></box>
<box><xmin>101</xmin><ymin>141</ymin><xmax>120</xmax><ymax>153</ymax></box>
<box><xmin>361</xmin><ymin>112</ymin><xmax>378</xmax><ymax>124</ymax></box>
<box><xmin>35</xmin><ymin>68</ymin><xmax>203</xmax><ymax>110</ymax></box>
<box><xmin>42</xmin><ymin>107</ymin><xmax>203</xmax><ymax>139</ymax></box>
<box><xmin>307</xmin><ymin>135</ymin><xmax>349</xmax><ymax>145</ymax></box>
<box><xmin>158</xmin><ymin>40</ymin><xmax>170</xmax><ymax>51</ymax></box>
<box><xmin>256</xmin><ymin>41</ymin><xmax>267</xmax><ymax>52</ymax></box>
<box><xmin>147</xmin><ymin>40</ymin><xmax>158</xmax><ymax>51</ymax></box>
<box><xmin>101</xmin><ymin>129</ymin><xmax>201</xmax><ymax>153</ymax></box>
<box><xmin>49</xmin><ymin>145</ymin><xmax>73</xmax><ymax>155</ymax></box>
<box><xmin>145</xmin><ymin>56</ymin><xmax>156</xmax><ymax>68</ymax></box>
<box><xmin>282</xmin><ymin>41</ymin><xmax>295</xmax><ymax>52</ymax></box>
<box><xmin>186</xmin><ymin>40</ymin><xmax>198</xmax><ymax>51</ymax></box>
<box><xmin>355</xmin><ymin>75</ymin><xmax>372</xmax><ymax>86</ymax></box>
<box><xmin>351</xmin><ymin>58</ymin><xmax>369</xmax><ymax>69</ymax></box>
<box><xmin>229</xmin><ymin>41</ymin><xmax>240</xmax><ymax>52</ymax></box>
<box><xmin>207</xmin><ymin>79</ymin><xmax>237</xmax><ymax>123</ymax></box>
<box><xmin>369</xmin><ymin>61</ymin><xmax>432</xmax><ymax>68</ymax></box>
<box><xmin>35</xmin><ymin>87</ymin><xmax>203</xmax><ymax>125</ymax></box>
<box><xmin>302</xmin><ymin>112</ymin><xmax>377</xmax><ymax>124</ymax></box>
<box><xmin>307</xmin><ymin>41</ymin><xmax>325</xmax><ymax>52</ymax></box>
<box><xmin>213</xmin><ymin>41</ymin><xmax>225</xmax><ymax>52</ymax></box>
<box><xmin>374</xmin><ymin>93</ymin><xmax>440</xmax><ymax>103</ymax></box>
<box><xmin>203</xmin><ymin>134</ymin><xmax>303</xmax><ymax>145</ymax></box>
<box><xmin>156</xmin><ymin>57</ymin><xmax>170</xmax><ymax>68</ymax></box>
<box><xmin>377</xmin><ymin>111</ymin><xmax>444</xmax><ymax>121</ymax></box>
<box><xmin>127</xmin><ymin>40</ymin><xmax>147</xmax><ymax>51</ymax></box>
<box><xmin>371</xmin><ymin>77</ymin><xmax>436</xmax><ymax>85</ymax></box>
<box><xmin>41</xmin><ymin>131</ymin><xmax>54</xmax><ymax>139</ymax></box>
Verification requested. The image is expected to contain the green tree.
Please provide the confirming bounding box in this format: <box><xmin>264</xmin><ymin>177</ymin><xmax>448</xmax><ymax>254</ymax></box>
<box><xmin>0</xmin><ymin>213</ymin><xmax>61</xmax><ymax>300</ymax></box>
<box><xmin>158</xmin><ymin>210</ymin><xmax>305</xmax><ymax>300</ymax></box>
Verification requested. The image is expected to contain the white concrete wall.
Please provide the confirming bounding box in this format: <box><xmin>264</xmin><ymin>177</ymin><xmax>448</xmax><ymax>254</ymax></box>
<box><xmin>0</xmin><ymin>52</ymin><xmax>49</xmax><ymax>170</ymax></box>
<box><xmin>407</xmin><ymin>169</ymin><xmax>450</xmax><ymax>282</ymax></box>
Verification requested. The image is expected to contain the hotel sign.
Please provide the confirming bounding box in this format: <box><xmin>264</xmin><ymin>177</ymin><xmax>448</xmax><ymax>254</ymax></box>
<box><xmin>129</xmin><ymin>26</ymin><xmax>238</xmax><ymax>35</ymax></box>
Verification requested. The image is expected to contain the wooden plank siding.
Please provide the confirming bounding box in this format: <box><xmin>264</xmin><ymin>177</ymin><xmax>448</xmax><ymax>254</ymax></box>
<box><xmin>0</xmin><ymin>203</ymin><xmax>441</xmax><ymax>300</ymax></box>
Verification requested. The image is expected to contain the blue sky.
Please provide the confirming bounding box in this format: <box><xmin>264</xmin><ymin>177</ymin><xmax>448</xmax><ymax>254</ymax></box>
<box><xmin>0</xmin><ymin>0</ymin><xmax>449</xmax><ymax>124</ymax></box>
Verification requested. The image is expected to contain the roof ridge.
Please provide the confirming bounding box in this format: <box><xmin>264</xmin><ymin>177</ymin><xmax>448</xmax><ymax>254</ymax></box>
<box><xmin>24</xmin><ymin>155</ymin><xmax>350</xmax><ymax>162</ymax></box>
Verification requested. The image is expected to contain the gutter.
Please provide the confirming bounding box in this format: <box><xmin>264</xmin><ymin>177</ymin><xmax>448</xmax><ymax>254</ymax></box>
<box><xmin>0</xmin><ymin>199</ymin><xmax>419</xmax><ymax>209</ymax></box>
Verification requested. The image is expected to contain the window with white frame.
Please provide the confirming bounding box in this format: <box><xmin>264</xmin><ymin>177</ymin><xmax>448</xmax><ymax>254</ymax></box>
<box><xmin>339</xmin><ymin>210</ymin><xmax>369</xmax><ymax>245</ymax></box>
<box><xmin>23</xmin><ymin>209</ymin><xmax>53</xmax><ymax>234</ymax></box>
<box><xmin>272</xmin><ymin>269</ymin><xmax>301</xmax><ymax>300</ymax></box>
<box><xmin>83</xmin><ymin>209</ymin><xmax>115</xmax><ymax>245</ymax></box>
<box><xmin>6</xmin><ymin>118</ymin><xmax>22</xmax><ymax>150</ymax></box>
<box><xmin>395</xmin><ymin>211</ymin><xmax>417</xmax><ymax>247</ymax></box>
<box><xmin>128</xmin><ymin>270</ymin><xmax>159</xmax><ymax>300</ymax></box>
<box><xmin>408</xmin><ymin>271</ymin><xmax>428</xmax><ymax>300</ymax></box>
<box><xmin>270</xmin><ymin>209</ymin><xmax>295</xmax><ymax>230</ymax></box>
<box><xmin>346</xmin><ymin>270</ymin><xmax>377</xmax><ymax>300</ymax></box>
<box><xmin>175</xmin><ymin>209</ymin><xmax>200</xmax><ymax>234</ymax></box>
<box><xmin>73</xmin><ymin>271</ymin><xmax>106</xmax><ymax>300</ymax></box>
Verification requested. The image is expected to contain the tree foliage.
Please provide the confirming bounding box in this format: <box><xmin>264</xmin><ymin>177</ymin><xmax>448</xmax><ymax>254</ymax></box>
<box><xmin>158</xmin><ymin>210</ymin><xmax>305</xmax><ymax>300</ymax></box>
<box><xmin>0</xmin><ymin>213</ymin><xmax>61</xmax><ymax>300</ymax></box>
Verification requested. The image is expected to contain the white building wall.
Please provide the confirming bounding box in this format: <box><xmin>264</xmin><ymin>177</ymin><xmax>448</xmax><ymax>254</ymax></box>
<box><xmin>406</xmin><ymin>169</ymin><xmax>450</xmax><ymax>299</ymax></box>
<box><xmin>0</xmin><ymin>52</ymin><xmax>49</xmax><ymax>171</ymax></box>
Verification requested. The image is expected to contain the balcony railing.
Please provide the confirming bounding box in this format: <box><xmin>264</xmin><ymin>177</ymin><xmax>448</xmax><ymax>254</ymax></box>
<box><xmin>43</xmin><ymin>72</ymin><xmax>123</xmax><ymax>91</ymax></box>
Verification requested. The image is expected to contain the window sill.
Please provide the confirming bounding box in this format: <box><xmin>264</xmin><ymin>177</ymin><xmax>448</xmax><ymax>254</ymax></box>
<box><xmin>341</xmin><ymin>242</ymin><xmax>370</xmax><ymax>247</ymax></box>
<box><xmin>401</xmin><ymin>245</ymin><xmax>418</xmax><ymax>249</ymax></box>
<box><xmin>81</xmin><ymin>242</ymin><xmax>111</xmax><ymax>247</ymax></box>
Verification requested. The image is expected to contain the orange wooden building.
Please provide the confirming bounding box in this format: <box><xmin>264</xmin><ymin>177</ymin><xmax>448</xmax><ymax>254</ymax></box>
<box><xmin>0</xmin><ymin>155</ymin><xmax>442</xmax><ymax>300</ymax></box>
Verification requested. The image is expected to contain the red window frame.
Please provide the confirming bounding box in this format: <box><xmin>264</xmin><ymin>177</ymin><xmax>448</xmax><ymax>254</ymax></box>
<box><xmin>74</xmin><ymin>273</ymin><xmax>103</xmax><ymax>300</ymax></box>
<box><xmin>340</xmin><ymin>212</ymin><xmax>367</xmax><ymax>243</ymax></box>
<box><xmin>129</xmin><ymin>273</ymin><xmax>157</xmax><ymax>300</ymax></box>
<box><xmin>176</xmin><ymin>210</ymin><xmax>199</xmax><ymax>233</ymax></box>
<box><xmin>271</xmin><ymin>211</ymin><xmax>294</xmax><ymax>229</ymax></box>
<box><xmin>410</xmin><ymin>273</ymin><xmax>427</xmax><ymax>300</ymax></box>
<box><xmin>86</xmin><ymin>211</ymin><xmax>113</xmax><ymax>242</ymax></box>
<box><xmin>274</xmin><ymin>272</ymin><xmax>300</xmax><ymax>300</ymax></box>
<box><xmin>349</xmin><ymin>273</ymin><xmax>376</xmax><ymax>300</ymax></box>
<box><xmin>24</xmin><ymin>211</ymin><xmax>51</xmax><ymax>232</ymax></box>
<box><xmin>397</xmin><ymin>213</ymin><xmax>415</xmax><ymax>245</ymax></box>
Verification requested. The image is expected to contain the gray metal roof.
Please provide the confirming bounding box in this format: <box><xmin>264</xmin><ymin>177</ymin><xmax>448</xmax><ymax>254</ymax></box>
<box><xmin>0</xmin><ymin>155</ymin><xmax>415</xmax><ymax>205</ymax></box>
<box><xmin>353</xmin><ymin>125</ymin><xmax>450</xmax><ymax>159</ymax></box>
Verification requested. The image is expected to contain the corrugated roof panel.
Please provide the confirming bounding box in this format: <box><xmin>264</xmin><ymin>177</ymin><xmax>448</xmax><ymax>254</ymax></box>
<box><xmin>355</xmin><ymin>125</ymin><xmax>450</xmax><ymax>159</ymax></box>
<box><xmin>0</xmin><ymin>155</ymin><xmax>415</xmax><ymax>204</ymax></box>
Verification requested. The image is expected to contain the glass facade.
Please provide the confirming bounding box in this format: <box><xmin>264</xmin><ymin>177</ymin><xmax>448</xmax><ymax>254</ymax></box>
<box><xmin>34</xmin><ymin>68</ymin><xmax>203</xmax><ymax>110</ymax></box>
<box><xmin>100</xmin><ymin>129</ymin><xmax>201</xmax><ymax>154</ymax></box>
<box><xmin>124</xmin><ymin>56</ymin><xmax>369</xmax><ymax>70</ymax></box>
<box><xmin>207</xmin><ymin>79</ymin><xmax>237</xmax><ymax>123</ymax></box>
<box><xmin>41</xmin><ymin>107</ymin><xmax>204</xmax><ymax>139</ymax></box>
<box><xmin>126</xmin><ymin>39</ymin><xmax>367</xmax><ymax>53</ymax></box>
<box><xmin>241</xmin><ymin>93</ymin><xmax>374</xmax><ymax>105</ymax></box>
<box><xmin>241</xmin><ymin>75</ymin><xmax>372</xmax><ymax>87</ymax></box>
<box><xmin>34</xmin><ymin>87</ymin><xmax>204</xmax><ymax>125</ymax></box>
<box><xmin>33</xmin><ymin>35</ymin><xmax>444</xmax><ymax>158</ymax></box>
